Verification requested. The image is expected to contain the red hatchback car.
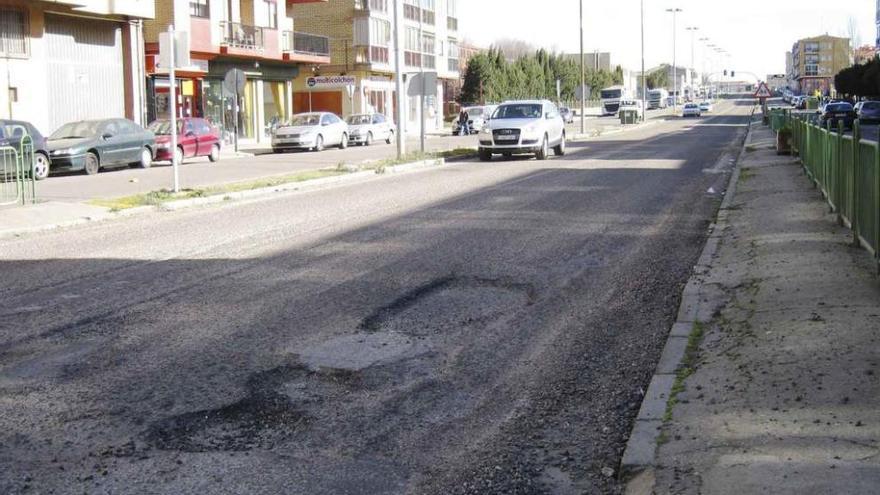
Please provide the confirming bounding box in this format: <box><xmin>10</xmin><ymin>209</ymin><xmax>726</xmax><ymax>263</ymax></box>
<box><xmin>148</xmin><ymin>118</ymin><xmax>221</xmax><ymax>163</ymax></box>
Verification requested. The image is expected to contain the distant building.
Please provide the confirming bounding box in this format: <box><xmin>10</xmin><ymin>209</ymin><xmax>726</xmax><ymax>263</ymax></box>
<box><xmin>785</xmin><ymin>51</ymin><xmax>795</xmax><ymax>89</ymax></box>
<box><xmin>766</xmin><ymin>74</ymin><xmax>787</xmax><ymax>92</ymax></box>
<box><xmin>790</xmin><ymin>35</ymin><xmax>851</xmax><ymax>96</ymax></box>
<box><xmin>853</xmin><ymin>45</ymin><xmax>878</xmax><ymax>65</ymax></box>
<box><xmin>442</xmin><ymin>41</ymin><xmax>484</xmax><ymax>108</ymax></box>
<box><xmin>876</xmin><ymin>0</ymin><xmax>880</xmax><ymax>48</ymax></box>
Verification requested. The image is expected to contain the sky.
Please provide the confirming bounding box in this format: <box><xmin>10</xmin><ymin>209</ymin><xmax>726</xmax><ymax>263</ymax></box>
<box><xmin>458</xmin><ymin>0</ymin><xmax>875</xmax><ymax>80</ymax></box>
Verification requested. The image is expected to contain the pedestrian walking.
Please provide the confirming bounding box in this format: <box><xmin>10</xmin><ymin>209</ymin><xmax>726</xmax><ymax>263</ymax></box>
<box><xmin>458</xmin><ymin>109</ymin><xmax>470</xmax><ymax>136</ymax></box>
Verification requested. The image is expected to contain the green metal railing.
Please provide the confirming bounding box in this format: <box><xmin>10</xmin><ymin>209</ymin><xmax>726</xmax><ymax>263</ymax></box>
<box><xmin>0</xmin><ymin>135</ymin><xmax>37</xmax><ymax>206</ymax></box>
<box><xmin>789</xmin><ymin>111</ymin><xmax>880</xmax><ymax>265</ymax></box>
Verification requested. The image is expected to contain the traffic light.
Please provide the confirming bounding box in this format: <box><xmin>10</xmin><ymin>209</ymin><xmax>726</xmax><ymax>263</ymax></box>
<box><xmin>731</xmin><ymin>71</ymin><xmax>736</xmax><ymax>78</ymax></box>
<box><xmin>724</xmin><ymin>70</ymin><xmax>728</xmax><ymax>76</ymax></box>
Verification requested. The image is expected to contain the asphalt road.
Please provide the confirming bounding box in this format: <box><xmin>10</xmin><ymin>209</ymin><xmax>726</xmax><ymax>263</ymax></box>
<box><xmin>0</xmin><ymin>100</ymin><xmax>751</xmax><ymax>494</ymax></box>
<box><xmin>33</xmin><ymin>110</ymin><xmax>670</xmax><ymax>203</ymax></box>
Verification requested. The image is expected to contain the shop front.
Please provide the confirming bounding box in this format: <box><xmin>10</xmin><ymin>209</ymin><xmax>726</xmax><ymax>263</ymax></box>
<box><xmin>291</xmin><ymin>73</ymin><xmax>397</xmax><ymax>124</ymax></box>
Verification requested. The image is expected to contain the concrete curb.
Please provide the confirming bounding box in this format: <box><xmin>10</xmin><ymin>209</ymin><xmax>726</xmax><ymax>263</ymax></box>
<box><xmin>620</xmin><ymin>106</ymin><xmax>757</xmax><ymax>491</ymax></box>
<box><xmin>0</xmin><ymin>158</ymin><xmax>445</xmax><ymax>238</ymax></box>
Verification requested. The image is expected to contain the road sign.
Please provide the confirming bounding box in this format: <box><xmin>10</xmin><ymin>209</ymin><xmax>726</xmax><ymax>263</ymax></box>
<box><xmin>223</xmin><ymin>69</ymin><xmax>246</xmax><ymax>95</ymax></box>
<box><xmin>158</xmin><ymin>30</ymin><xmax>191</xmax><ymax>69</ymax></box>
<box><xmin>407</xmin><ymin>72</ymin><xmax>438</xmax><ymax>97</ymax></box>
<box><xmin>754</xmin><ymin>82</ymin><xmax>772</xmax><ymax>99</ymax></box>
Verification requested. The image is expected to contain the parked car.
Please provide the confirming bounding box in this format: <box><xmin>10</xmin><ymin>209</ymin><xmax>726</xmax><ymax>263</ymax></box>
<box><xmin>478</xmin><ymin>99</ymin><xmax>566</xmax><ymax>161</ymax></box>
<box><xmin>345</xmin><ymin>113</ymin><xmax>395</xmax><ymax>146</ymax></box>
<box><xmin>558</xmin><ymin>107</ymin><xmax>574</xmax><ymax>124</ymax></box>
<box><xmin>699</xmin><ymin>101</ymin><xmax>714</xmax><ymax>113</ymax></box>
<box><xmin>818</xmin><ymin>102</ymin><xmax>856</xmax><ymax>129</ymax></box>
<box><xmin>47</xmin><ymin>118</ymin><xmax>155</xmax><ymax>175</ymax></box>
<box><xmin>271</xmin><ymin>112</ymin><xmax>349</xmax><ymax>152</ymax></box>
<box><xmin>0</xmin><ymin>119</ymin><xmax>51</xmax><ymax>180</ymax></box>
<box><xmin>452</xmin><ymin>106</ymin><xmax>490</xmax><ymax>135</ymax></box>
<box><xmin>148</xmin><ymin>118</ymin><xmax>221</xmax><ymax>164</ymax></box>
<box><xmin>855</xmin><ymin>100</ymin><xmax>880</xmax><ymax>124</ymax></box>
<box><xmin>682</xmin><ymin>103</ymin><xmax>702</xmax><ymax>118</ymax></box>
<box><xmin>618</xmin><ymin>100</ymin><xmax>644</xmax><ymax>121</ymax></box>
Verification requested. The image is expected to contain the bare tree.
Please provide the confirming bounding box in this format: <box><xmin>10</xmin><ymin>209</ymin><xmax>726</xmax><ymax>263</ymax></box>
<box><xmin>846</xmin><ymin>16</ymin><xmax>861</xmax><ymax>49</ymax></box>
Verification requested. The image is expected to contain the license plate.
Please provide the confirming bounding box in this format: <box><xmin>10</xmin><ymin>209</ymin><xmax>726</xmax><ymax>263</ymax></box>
<box><xmin>496</xmin><ymin>135</ymin><xmax>517</xmax><ymax>141</ymax></box>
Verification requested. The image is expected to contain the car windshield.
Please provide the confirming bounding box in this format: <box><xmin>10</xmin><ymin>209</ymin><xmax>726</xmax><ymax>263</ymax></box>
<box><xmin>601</xmin><ymin>89</ymin><xmax>622</xmax><ymax>99</ymax></box>
<box><xmin>685</xmin><ymin>104</ymin><xmax>698</xmax><ymax>109</ymax></box>
<box><xmin>827</xmin><ymin>103</ymin><xmax>853</xmax><ymax>112</ymax></box>
<box><xmin>288</xmin><ymin>114</ymin><xmax>321</xmax><ymax>126</ymax></box>
<box><xmin>50</xmin><ymin>121</ymin><xmax>102</xmax><ymax>139</ymax></box>
<box><xmin>467</xmin><ymin>108</ymin><xmax>484</xmax><ymax>117</ymax></box>
<box><xmin>492</xmin><ymin>104</ymin><xmax>543</xmax><ymax>119</ymax></box>
<box><xmin>346</xmin><ymin>115</ymin><xmax>372</xmax><ymax>125</ymax></box>
<box><xmin>147</xmin><ymin>120</ymin><xmax>183</xmax><ymax>135</ymax></box>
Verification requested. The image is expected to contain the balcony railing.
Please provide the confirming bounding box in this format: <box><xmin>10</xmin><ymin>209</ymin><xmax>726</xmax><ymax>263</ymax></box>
<box><xmin>220</xmin><ymin>21</ymin><xmax>264</xmax><ymax>51</ymax></box>
<box><xmin>282</xmin><ymin>31</ymin><xmax>330</xmax><ymax>57</ymax></box>
<box><xmin>354</xmin><ymin>45</ymin><xmax>390</xmax><ymax>65</ymax></box>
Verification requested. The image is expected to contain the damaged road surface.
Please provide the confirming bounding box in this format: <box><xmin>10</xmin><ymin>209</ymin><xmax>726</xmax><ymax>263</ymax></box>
<box><xmin>0</xmin><ymin>102</ymin><xmax>751</xmax><ymax>494</ymax></box>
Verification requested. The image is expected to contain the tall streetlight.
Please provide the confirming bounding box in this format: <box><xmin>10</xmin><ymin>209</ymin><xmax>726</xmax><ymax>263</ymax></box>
<box><xmin>579</xmin><ymin>0</ymin><xmax>585</xmax><ymax>134</ymax></box>
<box><xmin>685</xmin><ymin>26</ymin><xmax>698</xmax><ymax>92</ymax></box>
<box><xmin>640</xmin><ymin>0</ymin><xmax>646</xmax><ymax>119</ymax></box>
<box><xmin>699</xmin><ymin>37</ymin><xmax>710</xmax><ymax>86</ymax></box>
<box><xmin>666</xmin><ymin>8</ymin><xmax>683</xmax><ymax>110</ymax></box>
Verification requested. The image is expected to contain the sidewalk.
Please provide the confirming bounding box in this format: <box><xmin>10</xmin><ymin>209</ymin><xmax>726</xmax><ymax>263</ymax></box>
<box><xmin>651</xmin><ymin>122</ymin><xmax>880</xmax><ymax>492</ymax></box>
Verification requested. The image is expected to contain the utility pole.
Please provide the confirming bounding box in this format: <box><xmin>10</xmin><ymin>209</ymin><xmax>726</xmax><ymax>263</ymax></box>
<box><xmin>666</xmin><ymin>8</ymin><xmax>682</xmax><ymax>110</ymax></box>
<box><xmin>392</xmin><ymin>0</ymin><xmax>405</xmax><ymax>158</ymax></box>
<box><xmin>579</xmin><ymin>0</ymin><xmax>585</xmax><ymax>134</ymax></box>
<box><xmin>168</xmin><ymin>24</ymin><xmax>179</xmax><ymax>193</ymax></box>
<box><xmin>699</xmin><ymin>37</ymin><xmax>710</xmax><ymax>87</ymax></box>
<box><xmin>640</xmin><ymin>0</ymin><xmax>646</xmax><ymax>120</ymax></box>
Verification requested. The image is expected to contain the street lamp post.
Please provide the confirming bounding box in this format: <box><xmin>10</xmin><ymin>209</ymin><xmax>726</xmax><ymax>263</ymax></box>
<box><xmin>641</xmin><ymin>0</ymin><xmax>646</xmax><ymax>120</ymax></box>
<box><xmin>686</xmin><ymin>26</ymin><xmax>698</xmax><ymax>93</ymax></box>
<box><xmin>666</xmin><ymin>8</ymin><xmax>682</xmax><ymax>111</ymax></box>
<box><xmin>699</xmin><ymin>37</ymin><xmax>710</xmax><ymax>87</ymax></box>
<box><xmin>579</xmin><ymin>0</ymin><xmax>585</xmax><ymax>134</ymax></box>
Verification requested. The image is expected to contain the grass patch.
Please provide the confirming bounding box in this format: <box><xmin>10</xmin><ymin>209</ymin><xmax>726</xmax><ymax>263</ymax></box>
<box><xmin>662</xmin><ymin>321</ymin><xmax>707</xmax><ymax>424</ymax></box>
<box><xmin>739</xmin><ymin>167</ymin><xmax>756</xmax><ymax>183</ymax></box>
<box><xmin>744</xmin><ymin>145</ymin><xmax>757</xmax><ymax>153</ymax></box>
<box><xmin>437</xmin><ymin>147</ymin><xmax>478</xmax><ymax>159</ymax></box>
<box><xmin>89</xmin><ymin>169</ymin><xmax>345</xmax><ymax>210</ymax></box>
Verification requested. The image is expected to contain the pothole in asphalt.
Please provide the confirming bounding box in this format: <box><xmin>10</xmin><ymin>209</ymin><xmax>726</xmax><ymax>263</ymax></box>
<box><xmin>296</xmin><ymin>332</ymin><xmax>432</xmax><ymax>372</ymax></box>
<box><xmin>359</xmin><ymin>275</ymin><xmax>534</xmax><ymax>337</ymax></box>
<box><xmin>144</xmin><ymin>365</ymin><xmax>318</xmax><ymax>452</ymax></box>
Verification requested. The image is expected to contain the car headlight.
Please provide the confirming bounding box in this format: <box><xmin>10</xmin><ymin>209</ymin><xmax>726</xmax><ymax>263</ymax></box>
<box><xmin>479</xmin><ymin>127</ymin><xmax>491</xmax><ymax>135</ymax></box>
<box><xmin>51</xmin><ymin>148</ymin><xmax>74</xmax><ymax>155</ymax></box>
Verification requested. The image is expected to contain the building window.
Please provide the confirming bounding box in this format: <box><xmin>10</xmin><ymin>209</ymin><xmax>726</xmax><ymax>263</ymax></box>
<box><xmin>264</xmin><ymin>0</ymin><xmax>278</xmax><ymax>29</ymax></box>
<box><xmin>0</xmin><ymin>8</ymin><xmax>28</xmax><ymax>57</ymax></box>
<box><xmin>189</xmin><ymin>0</ymin><xmax>209</xmax><ymax>18</ymax></box>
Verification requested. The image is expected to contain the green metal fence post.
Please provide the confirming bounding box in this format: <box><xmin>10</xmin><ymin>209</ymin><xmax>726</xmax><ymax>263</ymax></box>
<box><xmin>835</xmin><ymin>120</ymin><xmax>844</xmax><ymax>221</ymax></box>
<box><xmin>853</xmin><ymin>120</ymin><xmax>861</xmax><ymax>246</ymax></box>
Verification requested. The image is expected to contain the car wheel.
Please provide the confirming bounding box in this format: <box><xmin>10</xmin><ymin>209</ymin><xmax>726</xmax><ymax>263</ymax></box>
<box><xmin>33</xmin><ymin>152</ymin><xmax>50</xmax><ymax>180</ymax></box>
<box><xmin>314</xmin><ymin>135</ymin><xmax>324</xmax><ymax>152</ymax></box>
<box><xmin>139</xmin><ymin>147</ymin><xmax>153</xmax><ymax>169</ymax></box>
<box><xmin>365</xmin><ymin>132</ymin><xmax>373</xmax><ymax>146</ymax></box>
<box><xmin>208</xmin><ymin>144</ymin><xmax>220</xmax><ymax>162</ymax></box>
<box><xmin>479</xmin><ymin>149</ymin><xmax>492</xmax><ymax>162</ymax></box>
<box><xmin>84</xmin><ymin>152</ymin><xmax>100</xmax><ymax>175</ymax></box>
<box><xmin>535</xmin><ymin>135</ymin><xmax>549</xmax><ymax>160</ymax></box>
<box><xmin>174</xmin><ymin>146</ymin><xmax>184</xmax><ymax>165</ymax></box>
<box><xmin>554</xmin><ymin>132</ymin><xmax>566</xmax><ymax>156</ymax></box>
<box><xmin>339</xmin><ymin>134</ymin><xmax>348</xmax><ymax>149</ymax></box>
<box><xmin>386</xmin><ymin>130</ymin><xmax>394</xmax><ymax>144</ymax></box>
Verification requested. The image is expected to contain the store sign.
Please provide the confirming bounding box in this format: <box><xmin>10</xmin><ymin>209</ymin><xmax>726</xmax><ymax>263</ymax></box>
<box><xmin>306</xmin><ymin>75</ymin><xmax>357</xmax><ymax>88</ymax></box>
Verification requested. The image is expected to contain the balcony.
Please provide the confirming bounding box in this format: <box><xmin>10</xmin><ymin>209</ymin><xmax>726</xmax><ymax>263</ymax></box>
<box><xmin>354</xmin><ymin>0</ymin><xmax>389</xmax><ymax>14</ymax></box>
<box><xmin>282</xmin><ymin>31</ymin><xmax>331</xmax><ymax>64</ymax></box>
<box><xmin>220</xmin><ymin>21</ymin><xmax>264</xmax><ymax>51</ymax></box>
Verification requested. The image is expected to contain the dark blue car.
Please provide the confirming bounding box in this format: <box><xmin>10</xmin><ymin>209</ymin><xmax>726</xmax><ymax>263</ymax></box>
<box><xmin>855</xmin><ymin>101</ymin><xmax>880</xmax><ymax>125</ymax></box>
<box><xmin>0</xmin><ymin>120</ymin><xmax>50</xmax><ymax>180</ymax></box>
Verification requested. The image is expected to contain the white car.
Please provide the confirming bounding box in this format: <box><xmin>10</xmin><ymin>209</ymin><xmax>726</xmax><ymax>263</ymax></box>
<box><xmin>698</xmin><ymin>101</ymin><xmax>713</xmax><ymax>113</ymax></box>
<box><xmin>682</xmin><ymin>103</ymin><xmax>702</xmax><ymax>118</ymax></box>
<box><xmin>478</xmin><ymin>99</ymin><xmax>566</xmax><ymax>161</ymax></box>
<box><xmin>272</xmin><ymin>112</ymin><xmax>349</xmax><ymax>152</ymax></box>
<box><xmin>618</xmin><ymin>100</ymin><xmax>644</xmax><ymax>120</ymax></box>
<box><xmin>345</xmin><ymin>113</ymin><xmax>395</xmax><ymax>146</ymax></box>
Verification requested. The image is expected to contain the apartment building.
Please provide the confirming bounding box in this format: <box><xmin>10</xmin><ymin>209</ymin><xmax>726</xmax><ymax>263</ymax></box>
<box><xmin>291</xmin><ymin>0</ymin><xmax>460</xmax><ymax>134</ymax></box>
<box><xmin>0</xmin><ymin>0</ymin><xmax>154</xmax><ymax>135</ymax></box>
<box><xmin>790</xmin><ymin>35</ymin><xmax>851</xmax><ymax>96</ymax></box>
<box><xmin>143</xmin><ymin>0</ymin><xmax>331</xmax><ymax>144</ymax></box>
